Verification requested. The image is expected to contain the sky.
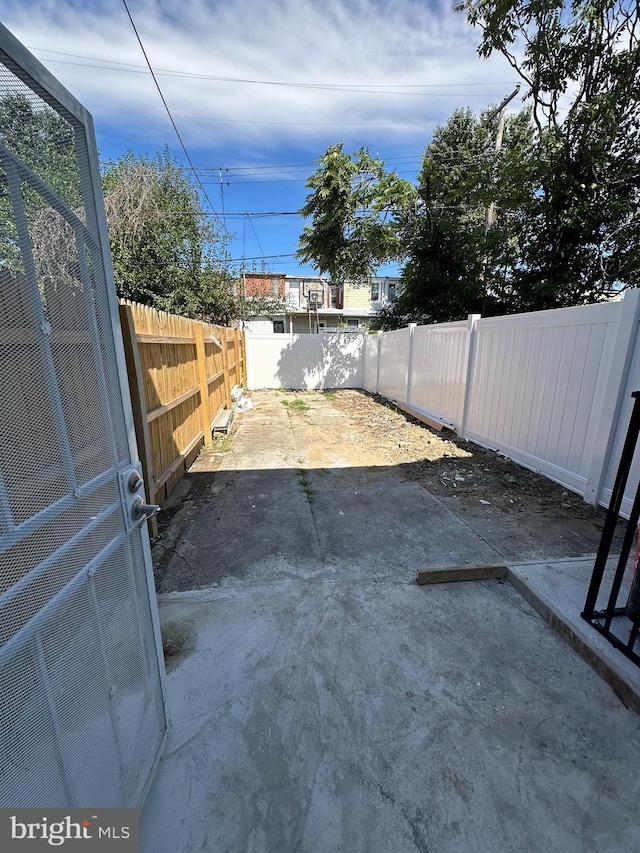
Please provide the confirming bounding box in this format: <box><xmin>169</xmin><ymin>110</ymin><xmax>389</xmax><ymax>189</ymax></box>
<box><xmin>2</xmin><ymin>0</ymin><xmax>523</xmax><ymax>277</ymax></box>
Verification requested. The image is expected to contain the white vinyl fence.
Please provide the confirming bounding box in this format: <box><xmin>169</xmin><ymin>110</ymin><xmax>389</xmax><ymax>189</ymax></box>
<box><xmin>246</xmin><ymin>331</ymin><xmax>364</xmax><ymax>390</ymax></box>
<box><xmin>247</xmin><ymin>289</ymin><xmax>640</xmax><ymax>514</ymax></box>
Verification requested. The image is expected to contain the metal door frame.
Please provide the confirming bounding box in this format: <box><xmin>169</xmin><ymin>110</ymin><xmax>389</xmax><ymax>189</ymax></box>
<box><xmin>0</xmin><ymin>22</ymin><xmax>168</xmax><ymax>806</ymax></box>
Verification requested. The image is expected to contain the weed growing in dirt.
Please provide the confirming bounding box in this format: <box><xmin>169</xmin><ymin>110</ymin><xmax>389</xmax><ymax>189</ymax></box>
<box><xmin>212</xmin><ymin>435</ymin><xmax>233</xmax><ymax>453</ymax></box>
<box><xmin>281</xmin><ymin>398</ymin><xmax>310</xmax><ymax>413</ymax></box>
<box><xmin>323</xmin><ymin>390</ymin><xmax>337</xmax><ymax>400</ymax></box>
<box><xmin>297</xmin><ymin>466</ymin><xmax>315</xmax><ymax>504</ymax></box>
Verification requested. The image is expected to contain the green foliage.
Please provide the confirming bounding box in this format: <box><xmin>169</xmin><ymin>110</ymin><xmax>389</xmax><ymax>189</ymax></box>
<box><xmin>378</xmin><ymin>0</ymin><xmax>639</xmax><ymax>327</ymax></box>
<box><xmin>458</xmin><ymin>0</ymin><xmax>640</xmax><ymax>302</ymax></box>
<box><xmin>297</xmin><ymin>143</ymin><xmax>416</xmax><ymax>282</ymax></box>
<box><xmin>0</xmin><ymin>93</ymin><xmax>82</xmax><ymax>270</ymax></box>
<box><xmin>0</xmin><ymin>99</ymin><xmax>249</xmax><ymax>324</ymax></box>
<box><xmin>374</xmin><ymin>107</ymin><xmax>536</xmax><ymax>329</ymax></box>
<box><xmin>281</xmin><ymin>398</ymin><xmax>310</xmax><ymax>413</ymax></box>
<box><xmin>100</xmin><ymin>153</ymin><xmax>287</xmax><ymax>323</ymax></box>
<box><xmin>102</xmin><ymin>149</ymin><xmax>219</xmax><ymax>313</ymax></box>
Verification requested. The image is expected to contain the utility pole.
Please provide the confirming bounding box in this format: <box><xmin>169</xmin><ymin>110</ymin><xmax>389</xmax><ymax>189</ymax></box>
<box><xmin>481</xmin><ymin>84</ymin><xmax>521</xmax><ymax>311</ymax></box>
<box><xmin>484</xmin><ymin>85</ymin><xmax>520</xmax><ymax>235</ymax></box>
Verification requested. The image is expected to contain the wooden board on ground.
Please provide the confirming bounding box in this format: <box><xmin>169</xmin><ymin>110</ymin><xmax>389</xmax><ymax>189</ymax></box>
<box><xmin>416</xmin><ymin>564</ymin><xmax>507</xmax><ymax>585</ymax></box>
<box><xmin>393</xmin><ymin>401</ymin><xmax>445</xmax><ymax>432</ymax></box>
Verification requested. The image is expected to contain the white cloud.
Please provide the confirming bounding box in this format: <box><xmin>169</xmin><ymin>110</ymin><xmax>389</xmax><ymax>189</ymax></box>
<box><xmin>2</xmin><ymin>0</ymin><xmax>522</xmax><ymax>159</ymax></box>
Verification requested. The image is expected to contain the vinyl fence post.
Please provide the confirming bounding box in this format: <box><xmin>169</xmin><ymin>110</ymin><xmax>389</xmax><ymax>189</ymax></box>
<box><xmin>405</xmin><ymin>323</ymin><xmax>417</xmax><ymax>406</ymax></box>
<box><xmin>318</xmin><ymin>330</ymin><xmax>325</xmax><ymax>391</ymax></box>
<box><xmin>375</xmin><ymin>331</ymin><xmax>382</xmax><ymax>395</ymax></box>
<box><xmin>584</xmin><ymin>288</ymin><xmax>640</xmax><ymax>507</ymax></box>
<box><xmin>459</xmin><ymin>313</ymin><xmax>481</xmax><ymax>439</ymax></box>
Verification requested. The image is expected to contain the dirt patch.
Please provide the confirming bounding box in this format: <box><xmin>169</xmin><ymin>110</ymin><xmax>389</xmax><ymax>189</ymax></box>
<box><xmin>161</xmin><ymin>621</ymin><xmax>196</xmax><ymax>671</ymax></box>
<box><xmin>151</xmin><ymin>388</ymin><xmax>621</xmax><ymax>581</ymax></box>
<box><xmin>328</xmin><ymin>389</ymin><xmax>608</xmax><ymax>524</ymax></box>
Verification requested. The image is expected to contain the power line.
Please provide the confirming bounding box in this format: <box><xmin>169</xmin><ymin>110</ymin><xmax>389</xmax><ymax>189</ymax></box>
<box><xmin>30</xmin><ymin>47</ymin><xmax>518</xmax><ymax>95</ymax></box>
<box><xmin>120</xmin><ymin>0</ymin><xmax>227</xmax><ymax>233</ymax></box>
<box><xmin>230</xmin><ymin>252</ymin><xmax>297</xmax><ymax>261</ymax></box>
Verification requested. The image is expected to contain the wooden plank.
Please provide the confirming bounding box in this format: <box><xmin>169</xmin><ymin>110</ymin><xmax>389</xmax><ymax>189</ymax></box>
<box><xmin>118</xmin><ymin>303</ymin><xmax>158</xmax><ymax>538</ymax></box>
<box><xmin>154</xmin><ymin>430</ymin><xmax>204</xmax><ymax>491</ymax></box>
<box><xmin>207</xmin><ymin>369</ymin><xmax>225</xmax><ymax>385</ymax></box>
<box><xmin>212</xmin><ymin>409</ymin><xmax>234</xmax><ymax>435</ymax></box>
<box><xmin>146</xmin><ymin>385</ymin><xmax>200</xmax><ymax>423</ymax></box>
<box><xmin>194</xmin><ymin>324</ymin><xmax>213</xmax><ymax>446</ymax></box>
<box><xmin>136</xmin><ymin>334</ymin><xmax>195</xmax><ymax>345</ymax></box>
<box><xmin>394</xmin><ymin>400</ymin><xmax>445</xmax><ymax>432</ymax></box>
<box><xmin>221</xmin><ymin>331</ymin><xmax>233</xmax><ymax>409</ymax></box>
<box><xmin>209</xmin><ymin>403</ymin><xmax>225</xmax><ymax>429</ymax></box>
<box><xmin>233</xmin><ymin>329</ymin><xmax>241</xmax><ymax>385</ymax></box>
<box><xmin>416</xmin><ymin>564</ymin><xmax>507</xmax><ymax>585</ymax></box>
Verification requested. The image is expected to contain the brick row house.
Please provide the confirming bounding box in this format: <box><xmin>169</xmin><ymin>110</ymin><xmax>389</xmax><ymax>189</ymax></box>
<box><xmin>241</xmin><ymin>272</ymin><xmax>400</xmax><ymax>334</ymax></box>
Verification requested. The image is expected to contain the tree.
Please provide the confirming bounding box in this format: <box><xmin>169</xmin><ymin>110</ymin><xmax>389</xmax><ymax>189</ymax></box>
<box><xmin>297</xmin><ymin>143</ymin><xmax>416</xmax><ymax>283</ymax></box>
<box><xmin>102</xmin><ymin>149</ymin><xmax>222</xmax><ymax>314</ymax></box>
<box><xmin>102</xmin><ymin>153</ymin><xmax>285</xmax><ymax>323</ymax></box>
<box><xmin>458</xmin><ymin>0</ymin><xmax>640</xmax><ymax>303</ymax></box>
<box><xmin>0</xmin><ymin>93</ymin><xmax>82</xmax><ymax>271</ymax></box>
<box><xmin>374</xmin><ymin>106</ymin><xmax>536</xmax><ymax>329</ymax></box>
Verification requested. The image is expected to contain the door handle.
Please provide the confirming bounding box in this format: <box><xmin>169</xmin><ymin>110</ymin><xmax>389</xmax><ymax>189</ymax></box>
<box><xmin>131</xmin><ymin>497</ymin><xmax>161</xmax><ymax>522</ymax></box>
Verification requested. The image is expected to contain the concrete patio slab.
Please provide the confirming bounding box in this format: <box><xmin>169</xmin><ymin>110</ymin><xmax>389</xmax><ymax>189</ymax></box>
<box><xmin>508</xmin><ymin>556</ymin><xmax>640</xmax><ymax>714</ymax></box>
<box><xmin>142</xmin><ymin>578</ymin><xmax>640</xmax><ymax>853</ymax></box>
<box><xmin>144</xmin><ymin>392</ymin><xmax>640</xmax><ymax>852</ymax></box>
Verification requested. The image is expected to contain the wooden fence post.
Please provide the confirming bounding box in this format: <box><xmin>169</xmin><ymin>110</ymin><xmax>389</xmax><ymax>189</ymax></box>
<box><xmin>118</xmin><ymin>303</ymin><xmax>158</xmax><ymax>538</ymax></box>
<box><xmin>241</xmin><ymin>330</ymin><xmax>248</xmax><ymax>387</ymax></box>
<box><xmin>221</xmin><ymin>329</ymin><xmax>233</xmax><ymax>409</ymax></box>
<box><xmin>233</xmin><ymin>329</ymin><xmax>241</xmax><ymax>387</ymax></box>
<box><xmin>194</xmin><ymin>323</ymin><xmax>213</xmax><ymax>446</ymax></box>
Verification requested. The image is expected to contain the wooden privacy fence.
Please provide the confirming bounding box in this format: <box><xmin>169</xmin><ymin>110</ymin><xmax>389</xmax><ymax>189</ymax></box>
<box><xmin>118</xmin><ymin>300</ymin><xmax>246</xmax><ymax>533</ymax></box>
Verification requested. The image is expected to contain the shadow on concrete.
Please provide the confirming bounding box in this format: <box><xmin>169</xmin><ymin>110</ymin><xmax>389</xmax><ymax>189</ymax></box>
<box><xmin>275</xmin><ymin>332</ymin><xmax>364</xmax><ymax>389</ymax></box>
<box><xmin>156</xmin><ymin>458</ymin><xmax>617</xmax><ymax>594</ymax></box>
<box><xmin>142</xmin><ymin>390</ymin><xmax>640</xmax><ymax>853</ymax></box>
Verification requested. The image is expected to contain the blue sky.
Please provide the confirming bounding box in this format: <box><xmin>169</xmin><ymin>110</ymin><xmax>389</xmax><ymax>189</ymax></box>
<box><xmin>3</xmin><ymin>0</ymin><xmax>521</xmax><ymax>277</ymax></box>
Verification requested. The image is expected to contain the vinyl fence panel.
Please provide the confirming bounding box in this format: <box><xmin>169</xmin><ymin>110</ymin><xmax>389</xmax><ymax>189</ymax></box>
<box><xmin>377</xmin><ymin>328</ymin><xmax>410</xmax><ymax>403</ymax></box>
<box><xmin>408</xmin><ymin>320</ymin><xmax>469</xmax><ymax>428</ymax></box>
<box><xmin>246</xmin><ymin>333</ymin><xmax>364</xmax><ymax>390</ymax></box>
<box><xmin>463</xmin><ymin>302</ymin><xmax>623</xmax><ymax>496</ymax></box>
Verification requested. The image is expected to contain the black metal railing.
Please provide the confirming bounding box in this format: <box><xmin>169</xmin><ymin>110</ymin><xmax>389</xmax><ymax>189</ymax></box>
<box><xmin>582</xmin><ymin>391</ymin><xmax>640</xmax><ymax>666</ymax></box>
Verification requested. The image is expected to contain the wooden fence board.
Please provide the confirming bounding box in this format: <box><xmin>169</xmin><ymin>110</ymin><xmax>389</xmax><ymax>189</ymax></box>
<box><xmin>118</xmin><ymin>300</ymin><xmax>244</xmax><ymax>515</ymax></box>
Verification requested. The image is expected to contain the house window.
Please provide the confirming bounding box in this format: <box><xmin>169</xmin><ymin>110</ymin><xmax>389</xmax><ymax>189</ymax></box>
<box><xmin>330</xmin><ymin>286</ymin><xmax>338</xmax><ymax>307</ymax></box>
<box><xmin>346</xmin><ymin>318</ymin><xmax>359</xmax><ymax>330</ymax></box>
<box><xmin>370</xmin><ymin>282</ymin><xmax>379</xmax><ymax>302</ymax></box>
<box><xmin>273</xmin><ymin>320</ymin><xmax>285</xmax><ymax>333</ymax></box>
<box><xmin>389</xmin><ymin>283</ymin><xmax>396</xmax><ymax>301</ymax></box>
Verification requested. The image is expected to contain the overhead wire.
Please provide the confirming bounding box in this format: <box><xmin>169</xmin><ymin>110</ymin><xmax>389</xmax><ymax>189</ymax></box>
<box><xmin>30</xmin><ymin>47</ymin><xmax>519</xmax><ymax>96</ymax></box>
<box><xmin>119</xmin><ymin>0</ymin><xmax>227</xmax><ymax>234</ymax></box>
